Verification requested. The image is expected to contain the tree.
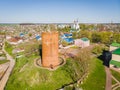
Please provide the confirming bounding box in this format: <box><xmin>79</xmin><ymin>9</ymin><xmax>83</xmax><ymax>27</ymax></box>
<box><xmin>72</xmin><ymin>32</ymin><xmax>77</xmax><ymax>39</ymax></box>
<box><xmin>79</xmin><ymin>30</ymin><xmax>92</xmax><ymax>41</ymax></box>
<box><xmin>80</xmin><ymin>24</ymin><xmax>87</xmax><ymax>31</ymax></box>
<box><xmin>113</xmin><ymin>32</ymin><xmax>120</xmax><ymax>43</ymax></box>
<box><xmin>100</xmin><ymin>31</ymin><xmax>113</xmax><ymax>44</ymax></box>
<box><xmin>92</xmin><ymin>32</ymin><xmax>101</xmax><ymax>43</ymax></box>
<box><xmin>88</xmin><ymin>24</ymin><xmax>95</xmax><ymax>31</ymax></box>
<box><xmin>61</xmin><ymin>40</ymin><xmax>69</xmax><ymax>47</ymax></box>
<box><xmin>28</xmin><ymin>33</ymin><xmax>32</xmax><ymax>37</ymax></box>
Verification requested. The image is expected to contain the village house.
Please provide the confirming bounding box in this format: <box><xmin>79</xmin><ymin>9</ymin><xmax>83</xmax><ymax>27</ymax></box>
<box><xmin>61</xmin><ymin>33</ymin><xmax>74</xmax><ymax>43</ymax></box>
<box><xmin>12</xmin><ymin>48</ymin><xmax>24</xmax><ymax>54</ymax></box>
<box><xmin>7</xmin><ymin>37</ymin><xmax>23</xmax><ymax>45</ymax></box>
<box><xmin>74</xmin><ymin>37</ymin><xmax>90</xmax><ymax>48</ymax></box>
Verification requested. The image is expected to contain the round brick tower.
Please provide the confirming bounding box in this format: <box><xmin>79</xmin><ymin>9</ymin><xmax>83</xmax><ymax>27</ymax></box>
<box><xmin>42</xmin><ymin>31</ymin><xmax>59</xmax><ymax>68</ymax></box>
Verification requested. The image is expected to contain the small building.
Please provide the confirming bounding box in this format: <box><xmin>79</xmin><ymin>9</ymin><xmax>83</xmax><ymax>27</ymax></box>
<box><xmin>110</xmin><ymin>48</ymin><xmax>120</xmax><ymax>68</ymax></box>
<box><xmin>63</xmin><ymin>38</ymin><xmax>74</xmax><ymax>43</ymax></box>
<box><xmin>6</xmin><ymin>36</ymin><xmax>11</xmax><ymax>40</ymax></box>
<box><xmin>61</xmin><ymin>33</ymin><xmax>74</xmax><ymax>43</ymax></box>
<box><xmin>74</xmin><ymin>37</ymin><xmax>90</xmax><ymax>48</ymax></box>
<box><xmin>8</xmin><ymin>37</ymin><xmax>23</xmax><ymax>45</ymax></box>
<box><xmin>35</xmin><ymin>35</ymin><xmax>41</xmax><ymax>41</ymax></box>
<box><xmin>20</xmin><ymin>33</ymin><xmax>24</xmax><ymax>37</ymax></box>
<box><xmin>12</xmin><ymin>48</ymin><xmax>24</xmax><ymax>54</ymax></box>
<box><xmin>57</xmin><ymin>24</ymin><xmax>69</xmax><ymax>29</ymax></box>
<box><xmin>61</xmin><ymin>33</ymin><xmax>72</xmax><ymax>39</ymax></box>
<box><xmin>0</xmin><ymin>34</ymin><xmax>5</xmax><ymax>39</ymax></box>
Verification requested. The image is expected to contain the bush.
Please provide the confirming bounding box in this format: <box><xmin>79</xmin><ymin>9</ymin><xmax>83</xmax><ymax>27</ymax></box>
<box><xmin>61</xmin><ymin>40</ymin><xmax>69</xmax><ymax>47</ymax></box>
<box><xmin>92</xmin><ymin>45</ymin><xmax>104</xmax><ymax>55</ymax></box>
<box><xmin>5</xmin><ymin>42</ymin><xmax>14</xmax><ymax>56</ymax></box>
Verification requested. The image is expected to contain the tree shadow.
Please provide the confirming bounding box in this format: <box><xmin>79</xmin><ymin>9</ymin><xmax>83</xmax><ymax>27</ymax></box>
<box><xmin>97</xmin><ymin>50</ymin><xmax>112</xmax><ymax>67</ymax></box>
<box><xmin>97</xmin><ymin>55</ymin><xmax>104</xmax><ymax>61</ymax></box>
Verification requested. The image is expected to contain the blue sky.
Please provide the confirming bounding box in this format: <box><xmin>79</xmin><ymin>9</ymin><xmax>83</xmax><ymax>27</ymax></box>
<box><xmin>0</xmin><ymin>0</ymin><xmax>120</xmax><ymax>23</ymax></box>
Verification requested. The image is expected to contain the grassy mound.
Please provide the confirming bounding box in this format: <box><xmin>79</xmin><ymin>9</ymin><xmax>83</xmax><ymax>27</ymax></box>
<box><xmin>80</xmin><ymin>58</ymin><xmax>106</xmax><ymax>90</ymax></box>
<box><xmin>5</xmin><ymin>42</ymin><xmax>106</xmax><ymax>90</ymax></box>
<box><xmin>5</xmin><ymin>56</ymin><xmax>86</xmax><ymax>90</ymax></box>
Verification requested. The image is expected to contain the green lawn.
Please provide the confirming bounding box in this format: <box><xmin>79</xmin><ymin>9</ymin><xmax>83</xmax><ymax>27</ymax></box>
<box><xmin>5</xmin><ymin>56</ymin><xmax>86</xmax><ymax>90</ymax></box>
<box><xmin>111</xmin><ymin>42</ymin><xmax>120</xmax><ymax>47</ymax></box>
<box><xmin>0</xmin><ymin>60</ymin><xmax>9</xmax><ymax>64</ymax></box>
<box><xmin>110</xmin><ymin>60</ymin><xmax>120</xmax><ymax>68</ymax></box>
<box><xmin>4</xmin><ymin>42</ymin><xmax>14</xmax><ymax>56</ymax></box>
<box><xmin>4</xmin><ymin>42</ymin><xmax>76</xmax><ymax>90</ymax></box>
<box><xmin>80</xmin><ymin>58</ymin><xmax>106</xmax><ymax>90</ymax></box>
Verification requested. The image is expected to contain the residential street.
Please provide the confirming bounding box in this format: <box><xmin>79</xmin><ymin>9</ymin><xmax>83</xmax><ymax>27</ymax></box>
<box><xmin>0</xmin><ymin>43</ymin><xmax>15</xmax><ymax>90</ymax></box>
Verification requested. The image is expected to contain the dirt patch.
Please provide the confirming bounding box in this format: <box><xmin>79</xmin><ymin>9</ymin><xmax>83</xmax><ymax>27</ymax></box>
<box><xmin>34</xmin><ymin>57</ymin><xmax>66</xmax><ymax>71</ymax></box>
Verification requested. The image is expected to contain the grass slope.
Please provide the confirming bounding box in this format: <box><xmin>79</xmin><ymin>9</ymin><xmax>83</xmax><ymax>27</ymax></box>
<box><xmin>80</xmin><ymin>58</ymin><xmax>106</xmax><ymax>90</ymax></box>
<box><xmin>4</xmin><ymin>42</ymin><xmax>106</xmax><ymax>90</ymax></box>
<box><xmin>5</xmin><ymin>57</ymin><xmax>85</xmax><ymax>90</ymax></box>
<box><xmin>4</xmin><ymin>42</ymin><xmax>13</xmax><ymax>56</ymax></box>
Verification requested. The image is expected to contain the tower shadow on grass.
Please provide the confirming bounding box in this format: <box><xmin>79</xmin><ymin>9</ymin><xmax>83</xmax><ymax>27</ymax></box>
<box><xmin>39</xmin><ymin>44</ymin><xmax>42</xmax><ymax>60</ymax></box>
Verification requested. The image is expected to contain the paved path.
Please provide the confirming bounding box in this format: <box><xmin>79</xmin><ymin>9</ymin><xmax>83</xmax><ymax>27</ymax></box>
<box><xmin>0</xmin><ymin>42</ymin><xmax>15</xmax><ymax>90</ymax></box>
<box><xmin>105</xmin><ymin>66</ymin><xmax>112</xmax><ymax>90</ymax></box>
<box><xmin>0</xmin><ymin>62</ymin><xmax>9</xmax><ymax>79</ymax></box>
<box><xmin>62</xmin><ymin>45</ymin><xmax>75</xmax><ymax>49</ymax></box>
<box><xmin>0</xmin><ymin>62</ymin><xmax>9</xmax><ymax>73</ymax></box>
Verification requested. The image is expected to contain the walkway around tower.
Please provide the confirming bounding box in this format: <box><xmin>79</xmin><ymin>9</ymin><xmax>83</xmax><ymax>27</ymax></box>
<box><xmin>0</xmin><ymin>42</ymin><xmax>15</xmax><ymax>90</ymax></box>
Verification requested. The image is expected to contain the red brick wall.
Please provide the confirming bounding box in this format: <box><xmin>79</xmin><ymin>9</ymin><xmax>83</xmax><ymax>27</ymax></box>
<box><xmin>42</xmin><ymin>32</ymin><xmax>59</xmax><ymax>67</ymax></box>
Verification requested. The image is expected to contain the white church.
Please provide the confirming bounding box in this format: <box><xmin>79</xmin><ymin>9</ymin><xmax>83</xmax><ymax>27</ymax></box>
<box><xmin>71</xmin><ymin>20</ymin><xmax>80</xmax><ymax>30</ymax></box>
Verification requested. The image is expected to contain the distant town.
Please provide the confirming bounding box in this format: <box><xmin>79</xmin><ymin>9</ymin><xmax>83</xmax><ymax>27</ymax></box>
<box><xmin>0</xmin><ymin>21</ymin><xmax>120</xmax><ymax>90</ymax></box>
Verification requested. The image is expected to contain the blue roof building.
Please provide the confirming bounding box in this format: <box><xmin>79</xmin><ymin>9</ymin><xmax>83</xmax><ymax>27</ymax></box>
<box><xmin>19</xmin><ymin>33</ymin><xmax>24</xmax><ymax>37</ymax></box>
<box><xmin>36</xmin><ymin>35</ymin><xmax>41</xmax><ymax>40</ymax></box>
<box><xmin>63</xmin><ymin>38</ymin><xmax>74</xmax><ymax>43</ymax></box>
<box><xmin>61</xmin><ymin>33</ymin><xmax>74</xmax><ymax>43</ymax></box>
<box><xmin>61</xmin><ymin>33</ymin><xmax>72</xmax><ymax>39</ymax></box>
<box><xmin>64</xmin><ymin>33</ymin><xmax>72</xmax><ymax>37</ymax></box>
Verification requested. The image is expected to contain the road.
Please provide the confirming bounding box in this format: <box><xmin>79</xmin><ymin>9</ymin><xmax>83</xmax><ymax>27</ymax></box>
<box><xmin>0</xmin><ymin>62</ymin><xmax>9</xmax><ymax>79</ymax></box>
<box><xmin>0</xmin><ymin>42</ymin><xmax>15</xmax><ymax>90</ymax></box>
